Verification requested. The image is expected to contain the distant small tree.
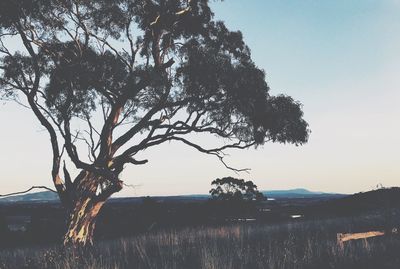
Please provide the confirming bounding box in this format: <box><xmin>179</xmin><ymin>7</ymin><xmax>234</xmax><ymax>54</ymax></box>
<box><xmin>209</xmin><ymin>177</ymin><xmax>264</xmax><ymax>202</ymax></box>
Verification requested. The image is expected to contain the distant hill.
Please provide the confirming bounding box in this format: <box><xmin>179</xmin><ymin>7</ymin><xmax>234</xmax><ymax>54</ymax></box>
<box><xmin>263</xmin><ymin>188</ymin><xmax>345</xmax><ymax>199</ymax></box>
<box><xmin>0</xmin><ymin>191</ymin><xmax>59</xmax><ymax>203</ymax></box>
<box><xmin>0</xmin><ymin>188</ymin><xmax>346</xmax><ymax>204</ymax></box>
<box><xmin>314</xmin><ymin>187</ymin><xmax>400</xmax><ymax>215</ymax></box>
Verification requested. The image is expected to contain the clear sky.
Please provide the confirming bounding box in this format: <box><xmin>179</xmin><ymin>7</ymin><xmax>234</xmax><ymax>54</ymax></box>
<box><xmin>1</xmin><ymin>0</ymin><xmax>399</xmax><ymax>196</ymax></box>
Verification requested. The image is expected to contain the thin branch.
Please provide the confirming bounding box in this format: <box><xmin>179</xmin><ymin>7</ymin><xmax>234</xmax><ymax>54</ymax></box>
<box><xmin>170</xmin><ymin>137</ymin><xmax>255</xmax><ymax>173</ymax></box>
<box><xmin>89</xmin><ymin>33</ymin><xmax>131</xmax><ymax>68</ymax></box>
<box><xmin>0</xmin><ymin>186</ymin><xmax>57</xmax><ymax>198</ymax></box>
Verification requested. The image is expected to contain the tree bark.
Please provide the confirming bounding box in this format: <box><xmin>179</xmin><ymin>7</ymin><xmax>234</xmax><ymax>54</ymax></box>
<box><xmin>63</xmin><ymin>171</ymin><xmax>119</xmax><ymax>246</ymax></box>
<box><xmin>63</xmin><ymin>197</ymin><xmax>105</xmax><ymax>246</ymax></box>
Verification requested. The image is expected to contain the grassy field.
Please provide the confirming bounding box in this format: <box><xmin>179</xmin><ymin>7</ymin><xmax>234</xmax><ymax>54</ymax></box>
<box><xmin>0</xmin><ymin>214</ymin><xmax>399</xmax><ymax>269</ymax></box>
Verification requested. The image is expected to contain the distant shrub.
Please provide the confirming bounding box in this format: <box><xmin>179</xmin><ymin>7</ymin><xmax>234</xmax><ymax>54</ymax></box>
<box><xmin>209</xmin><ymin>177</ymin><xmax>264</xmax><ymax>202</ymax></box>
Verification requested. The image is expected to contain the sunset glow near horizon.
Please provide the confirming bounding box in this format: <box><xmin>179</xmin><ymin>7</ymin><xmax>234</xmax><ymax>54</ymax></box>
<box><xmin>1</xmin><ymin>0</ymin><xmax>399</xmax><ymax>197</ymax></box>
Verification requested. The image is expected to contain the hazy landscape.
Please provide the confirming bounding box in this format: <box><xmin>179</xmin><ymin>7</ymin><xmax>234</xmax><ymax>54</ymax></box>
<box><xmin>1</xmin><ymin>187</ymin><xmax>400</xmax><ymax>268</ymax></box>
<box><xmin>1</xmin><ymin>0</ymin><xmax>400</xmax><ymax>268</ymax></box>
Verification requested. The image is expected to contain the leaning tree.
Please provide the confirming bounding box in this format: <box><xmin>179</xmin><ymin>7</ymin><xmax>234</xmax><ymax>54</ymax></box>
<box><xmin>0</xmin><ymin>0</ymin><xmax>309</xmax><ymax>246</ymax></box>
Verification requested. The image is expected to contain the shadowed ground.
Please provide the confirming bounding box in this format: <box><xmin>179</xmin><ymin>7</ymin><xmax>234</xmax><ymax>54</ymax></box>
<box><xmin>0</xmin><ymin>213</ymin><xmax>399</xmax><ymax>269</ymax></box>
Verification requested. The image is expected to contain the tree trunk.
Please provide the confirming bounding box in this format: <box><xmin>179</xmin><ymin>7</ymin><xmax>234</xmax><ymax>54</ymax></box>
<box><xmin>63</xmin><ymin>197</ymin><xmax>105</xmax><ymax>246</ymax></box>
<box><xmin>63</xmin><ymin>171</ymin><xmax>120</xmax><ymax>246</ymax></box>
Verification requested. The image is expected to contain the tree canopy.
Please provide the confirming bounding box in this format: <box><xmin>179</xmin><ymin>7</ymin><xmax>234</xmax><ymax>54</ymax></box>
<box><xmin>210</xmin><ymin>177</ymin><xmax>264</xmax><ymax>202</ymax></box>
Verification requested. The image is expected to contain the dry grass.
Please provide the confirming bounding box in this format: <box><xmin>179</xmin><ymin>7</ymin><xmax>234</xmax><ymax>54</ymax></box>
<box><xmin>0</xmin><ymin>217</ymin><xmax>399</xmax><ymax>269</ymax></box>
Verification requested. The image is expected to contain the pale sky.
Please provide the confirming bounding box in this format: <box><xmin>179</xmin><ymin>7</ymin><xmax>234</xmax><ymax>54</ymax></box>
<box><xmin>1</xmin><ymin>0</ymin><xmax>399</xmax><ymax>196</ymax></box>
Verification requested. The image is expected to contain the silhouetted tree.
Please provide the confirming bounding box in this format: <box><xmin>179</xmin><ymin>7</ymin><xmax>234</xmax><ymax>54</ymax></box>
<box><xmin>0</xmin><ymin>0</ymin><xmax>309</xmax><ymax>246</ymax></box>
<box><xmin>210</xmin><ymin>177</ymin><xmax>264</xmax><ymax>202</ymax></box>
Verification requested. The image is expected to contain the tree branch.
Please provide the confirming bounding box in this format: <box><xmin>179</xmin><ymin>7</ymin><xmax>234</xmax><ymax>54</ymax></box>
<box><xmin>170</xmin><ymin>137</ymin><xmax>255</xmax><ymax>173</ymax></box>
<box><xmin>0</xmin><ymin>186</ymin><xmax>57</xmax><ymax>198</ymax></box>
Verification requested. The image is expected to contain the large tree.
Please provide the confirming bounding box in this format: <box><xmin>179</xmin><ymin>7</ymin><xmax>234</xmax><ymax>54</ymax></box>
<box><xmin>0</xmin><ymin>0</ymin><xmax>309</xmax><ymax>246</ymax></box>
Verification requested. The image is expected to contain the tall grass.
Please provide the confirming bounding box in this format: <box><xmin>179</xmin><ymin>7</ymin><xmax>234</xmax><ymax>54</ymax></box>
<box><xmin>0</xmin><ymin>217</ymin><xmax>399</xmax><ymax>269</ymax></box>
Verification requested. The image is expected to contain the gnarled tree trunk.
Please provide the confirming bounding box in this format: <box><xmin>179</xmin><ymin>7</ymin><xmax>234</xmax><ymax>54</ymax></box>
<box><xmin>63</xmin><ymin>197</ymin><xmax>105</xmax><ymax>246</ymax></box>
<box><xmin>63</xmin><ymin>171</ymin><xmax>122</xmax><ymax>246</ymax></box>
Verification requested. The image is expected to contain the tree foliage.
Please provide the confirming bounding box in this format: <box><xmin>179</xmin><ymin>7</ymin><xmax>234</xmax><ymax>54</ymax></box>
<box><xmin>210</xmin><ymin>177</ymin><xmax>264</xmax><ymax>202</ymax></box>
